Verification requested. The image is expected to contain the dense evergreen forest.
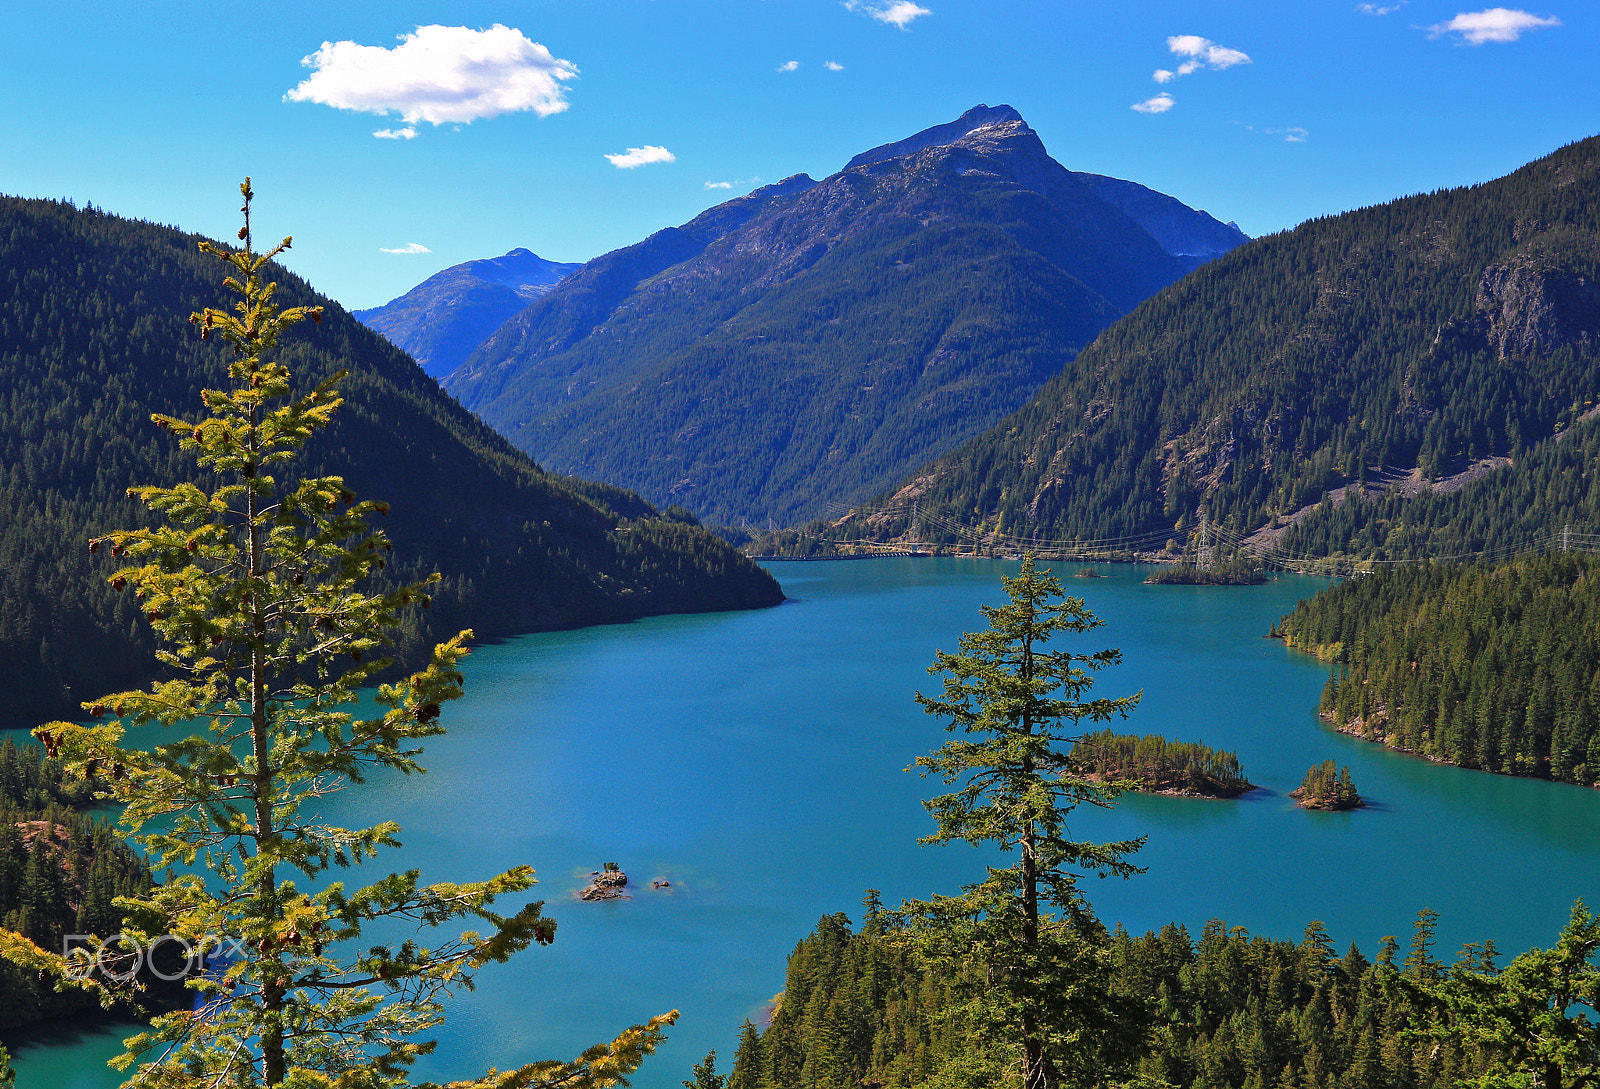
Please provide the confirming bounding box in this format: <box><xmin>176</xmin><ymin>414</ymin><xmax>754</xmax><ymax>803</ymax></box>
<box><xmin>0</xmin><ymin>194</ymin><xmax>782</xmax><ymax>729</ymax></box>
<box><xmin>0</xmin><ymin>738</ymin><xmax>152</xmax><ymax>1029</ymax></box>
<box><xmin>713</xmin><ymin>552</ymin><xmax>1600</xmax><ymax>1089</ymax></box>
<box><xmin>1277</xmin><ymin>408</ymin><xmax>1600</xmax><ymax>563</ymax></box>
<box><xmin>830</xmin><ymin>134</ymin><xmax>1600</xmax><ymax>560</ymax></box>
<box><xmin>1274</xmin><ymin>552</ymin><xmax>1600</xmax><ymax>784</ymax></box>
<box><xmin>1069</xmin><ymin>730</ymin><xmax>1254</xmax><ymax>798</ymax></box>
<box><xmin>724</xmin><ymin>904</ymin><xmax>1568</xmax><ymax>1089</ymax></box>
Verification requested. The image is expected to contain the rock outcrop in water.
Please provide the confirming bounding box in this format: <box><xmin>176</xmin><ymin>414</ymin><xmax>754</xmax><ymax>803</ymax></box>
<box><xmin>581</xmin><ymin>867</ymin><xmax>629</xmax><ymax>901</ymax></box>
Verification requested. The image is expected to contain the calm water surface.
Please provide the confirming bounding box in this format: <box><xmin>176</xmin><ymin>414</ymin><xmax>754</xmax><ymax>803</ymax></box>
<box><xmin>17</xmin><ymin>559</ymin><xmax>1600</xmax><ymax>1086</ymax></box>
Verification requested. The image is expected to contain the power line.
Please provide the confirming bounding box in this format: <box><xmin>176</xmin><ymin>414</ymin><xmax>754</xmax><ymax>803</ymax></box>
<box><xmin>795</xmin><ymin>500</ymin><xmax>1600</xmax><ymax>570</ymax></box>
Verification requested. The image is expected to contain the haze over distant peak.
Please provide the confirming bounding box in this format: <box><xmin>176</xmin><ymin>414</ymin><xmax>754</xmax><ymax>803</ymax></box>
<box><xmin>1077</xmin><ymin>172</ymin><xmax>1248</xmax><ymax>258</ymax></box>
<box><xmin>461</xmin><ymin>248</ymin><xmax>583</xmax><ymax>298</ymax></box>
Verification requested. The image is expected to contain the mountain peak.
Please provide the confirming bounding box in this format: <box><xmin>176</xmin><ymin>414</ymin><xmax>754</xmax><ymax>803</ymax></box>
<box><xmin>466</xmin><ymin>249</ymin><xmax>578</xmax><ymax>290</ymax></box>
<box><xmin>354</xmin><ymin>248</ymin><xmax>581</xmax><ymax>378</ymax></box>
<box><xmin>445</xmin><ymin>105</ymin><xmax>1245</xmax><ymax>526</ymax></box>
<box><xmin>844</xmin><ymin>104</ymin><xmax>1030</xmax><ymax>171</ymax></box>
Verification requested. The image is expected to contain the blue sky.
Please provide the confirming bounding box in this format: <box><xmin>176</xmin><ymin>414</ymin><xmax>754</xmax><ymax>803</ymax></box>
<box><xmin>3</xmin><ymin>1</ymin><xmax>1589</xmax><ymax>310</ymax></box>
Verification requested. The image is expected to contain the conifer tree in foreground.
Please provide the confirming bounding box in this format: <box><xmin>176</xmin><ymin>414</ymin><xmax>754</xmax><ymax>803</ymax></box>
<box><xmin>9</xmin><ymin>181</ymin><xmax>673</xmax><ymax>1087</ymax></box>
<box><xmin>899</xmin><ymin>555</ymin><xmax>1147</xmax><ymax>1089</ymax></box>
<box><xmin>1412</xmin><ymin>902</ymin><xmax>1600</xmax><ymax>1089</ymax></box>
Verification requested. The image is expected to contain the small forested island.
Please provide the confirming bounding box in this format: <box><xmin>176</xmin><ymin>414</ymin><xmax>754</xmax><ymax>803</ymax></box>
<box><xmin>1144</xmin><ymin>559</ymin><xmax>1268</xmax><ymax>585</ymax></box>
<box><xmin>1070</xmin><ymin>730</ymin><xmax>1255</xmax><ymax>798</ymax></box>
<box><xmin>1292</xmin><ymin>759</ymin><xmax>1363</xmax><ymax>810</ymax></box>
<box><xmin>1274</xmin><ymin>553</ymin><xmax>1600</xmax><ymax>785</ymax></box>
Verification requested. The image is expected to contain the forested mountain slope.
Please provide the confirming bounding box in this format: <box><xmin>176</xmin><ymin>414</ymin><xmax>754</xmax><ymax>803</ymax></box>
<box><xmin>446</xmin><ymin>105</ymin><xmax>1246</xmax><ymax>526</ymax></box>
<box><xmin>862</xmin><ymin>134</ymin><xmax>1600</xmax><ymax>554</ymax></box>
<box><xmin>354</xmin><ymin>248</ymin><xmax>580</xmax><ymax>380</ymax></box>
<box><xmin>1279</xmin><ymin>404</ymin><xmax>1600</xmax><ymax>560</ymax></box>
<box><xmin>0</xmin><ymin>195</ymin><xmax>781</xmax><ymax>730</ymax></box>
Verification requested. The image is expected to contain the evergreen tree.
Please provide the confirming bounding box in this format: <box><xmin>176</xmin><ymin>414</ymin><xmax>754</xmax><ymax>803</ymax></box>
<box><xmin>898</xmin><ymin>554</ymin><xmax>1147</xmax><ymax>1088</ymax></box>
<box><xmin>726</xmin><ymin>1021</ymin><xmax>764</xmax><ymax>1089</ymax></box>
<box><xmin>1415</xmin><ymin>902</ymin><xmax>1600</xmax><ymax>1089</ymax></box>
<box><xmin>0</xmin><ymin>190</ymin><xmax>780</xmax><ymax>733</ymax></box>
<box><xmin>1276</xmin><ymin>553</ymin><xmax>1600</xmax><ymax>786</ymax></box>
<box><xmin>682</xmin><ymin>1050</ymin><xmax>726</xmax><ymax>1089</ymax></box>
<box><xmin>16</xmin><ymin>182</ymin><xmax>674</xmax><ymax>1087</ymax></box>
<box><xmin>729</xmin><ymin>904</ymin><xmax>1567</xmax><ymax>1089</ymax></box>
<box><xmin>1068</xmin><ymin>730</ymin><xmax>1254</xmax><ymax>797</ymax></box>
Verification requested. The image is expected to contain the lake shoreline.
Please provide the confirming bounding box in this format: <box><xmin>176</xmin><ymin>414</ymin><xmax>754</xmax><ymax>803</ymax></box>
<box><xmin>21</xmin><ymin>559</ymin><xmax>1600</xmax><ymax>1089</ymax></box>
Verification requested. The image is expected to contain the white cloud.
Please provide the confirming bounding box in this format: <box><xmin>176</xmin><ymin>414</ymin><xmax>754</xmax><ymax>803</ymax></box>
<box><xmin>1243</xmin><ymin>124</ymin><xmax>1311</xmax><ymax>143</ymax></box>
<box><xmin>373</xmin><ymin>126</ymin><xmax>417</xmax><ymax>140</ymax></box>
<box><xmin>1357</xmin><ymin>1</ymin><xmax>1405</xmax><ymax>13</ymax></box>
<box><xmin>606</xmin><ymin>145</ymin><xmax>676</xmax><ymax>169</ymax></box>
<box><xmin>285</xmin><ymin>24</ymin><xmax>578</xmax><ymax>126</ymax></box>
<box><xmin>1425</xmin><ymin>8</ymin><xmax>1561</xmax><ymax>43</ymax></box>
<box><xmin>380</xmin><ymin>242</ymin><xmax>431</xmax><ymax>254</ymax></box>
<box><xmin>1132</xmin><ymin>93</ymin><xmax>1177</xmax><ymax>114</ymax></box>
<box><xmin>1153</xmin><ymin>68</ymin><xmax>1176</xmax><ymax>83</ymax></box>
<box><xmin>779</xmin><ymin>60</ymin><xmax>800</xmax><ymax>72</ymax></box>
<box><xmin>1162</xmin><ymin>35</ymin><xmax>1252</xmax><ymax>78</ymax></box>
<box><xmin>843</xmin><ymin>1</ymin><xmax>932</xmax><ymax>29</ymax></box>
<box><xmin>825</xmin><ymin>61</ymin><xmax>845</xmax><ymax>71</ymax></box>
<box><xmin>705</xmin><ymin>181</ymin><xmax>734</xmax><ymax>190</ymax></box>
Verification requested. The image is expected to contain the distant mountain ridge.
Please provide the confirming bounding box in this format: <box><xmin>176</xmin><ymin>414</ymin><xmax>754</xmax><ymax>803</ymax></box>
<box><xmin>355</xmin><ymin>248</ymin><xmax>580</xmax><ymax>379</ymax></box>
<box><xmin>844</xmin><ymin>107</ymin><xmax>1245</xmax><ymax>262</ymax></box>
<box><xmin>438</xmin><ymin>104</ymin><xmax>1246</xmax><ymax>525</ymax></box>
<box><xmin>1077</xmin><ymin>172</ymin><xmax>1245</xmax><ymax>261</ymax></box>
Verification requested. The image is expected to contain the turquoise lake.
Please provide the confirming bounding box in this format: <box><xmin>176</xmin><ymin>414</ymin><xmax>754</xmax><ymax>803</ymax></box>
<box><xmin>14</xmin><ymin>558</ymin><xmax>1600</xmax><ymax>1086</ymax></box>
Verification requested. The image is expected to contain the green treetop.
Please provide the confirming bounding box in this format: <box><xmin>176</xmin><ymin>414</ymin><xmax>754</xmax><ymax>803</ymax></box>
<box><xmin>899</xmin><ymin>554</ymin><xmax>1147</xmax><ymax>1089</ymax></box>
<box><xmin>10</xmin><ymin>181</ymin><xmax>673</xmax><ymax>1088</ymax></box>
<box><xmin>1414</xmin><ymin>901</ymin><xmax>1600</xmax><ymax>1089</ymax></box>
